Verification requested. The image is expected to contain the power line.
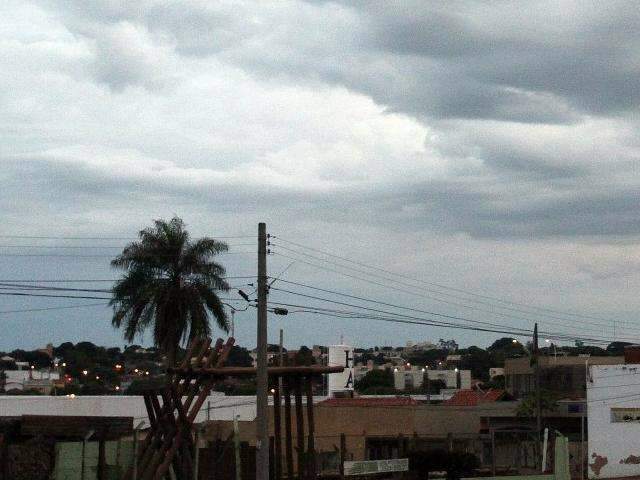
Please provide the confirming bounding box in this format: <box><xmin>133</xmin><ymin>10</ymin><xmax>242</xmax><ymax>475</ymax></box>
<box><xmin>0</xmin><ymin>292</ymin><xmax>112</xmax><ymax>300</ymax></box>
<box><xmin>269</xmin><ymin>277</ymin><xmax>640</xmax><ymax>338</ymax></box>
<box><xmin>0</xmin><ymin>251</ymin><xmax>256</xmax><ymax>258</ymax></box>
<box><xmin>272</xmin><ymin>237</ymin><xmax>628</xmax><ymax>327</ymax></box>
<box><xmin>0</xmin><ymin>243</ymin><xmax>257</xmax><ymax>249</ymax></box>
<box><xmin>0</xmin><ymin>282</ymin><xmax>252</xmax><ymax>293</ymax></box>
<box><xmin>0</xmin><ymin>284</ymin><xmax>111</xmax><ymax>293</ymax></box>
<box><xmin>0</xmin><ymin>303</ymin><xmax>109</xmax><ymax>314</ymax></box>
<box><xmin>266</xmin><ymin>290</ymin><xmax>624</xmax><ymax>345</ymax></box>
<box><xmin>0</xmin><ymin>235</ymin><xmax>256</xmax><ymax>240</ymax></box>
<box><xmin>269</xmin><ymin>251</ymin><xmax>633</xmax><ymax>337</ymax></box>
<box><xmin>0</xmin><ymin>276</ymin><xmax>257</xmax><ymax>283</ymax></box>
<box><xmin>267</xmin><ymin>299</ymin><xmax>615</xmax><ymax>345</ymax></box>
<box><xmin>0</xmin><ymin>291</ymin><xmax>241</xmax><ymax>302</ymax></box>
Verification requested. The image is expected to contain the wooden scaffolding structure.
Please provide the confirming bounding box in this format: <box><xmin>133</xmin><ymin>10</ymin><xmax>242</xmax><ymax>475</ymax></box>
<box><xmin>125</xmin><ymin>337</ymin><xmax>343</xmax><ymax>480</ymax></box>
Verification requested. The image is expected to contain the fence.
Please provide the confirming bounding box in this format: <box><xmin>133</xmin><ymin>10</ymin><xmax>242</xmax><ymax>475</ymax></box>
<box><xmin>53</xmin><ymin>440</ymin><xmax>134</xmax><ymax>480</ymax></box>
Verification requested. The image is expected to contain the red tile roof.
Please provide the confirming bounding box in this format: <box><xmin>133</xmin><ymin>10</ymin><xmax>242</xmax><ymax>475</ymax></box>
<box><xmin>443</xmin><ymin>389</ymin><xmax>506</xmax><ymax>407</ymax></box>
<box><xmin>319</xmin><ymin>397</ymin><xmax>419</xmax><ymax>407</ymax></box>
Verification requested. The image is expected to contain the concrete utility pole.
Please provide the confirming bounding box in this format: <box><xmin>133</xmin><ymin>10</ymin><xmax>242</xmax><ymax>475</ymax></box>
<box><xmin>256</xmin><ymin>222</ymin><xmax>269</xmax><ymax>480</ymax></box>
<box><xmin>534</xmin><ymin>323</ymin><xmax>542</xmax><ymax>471</ymax></box>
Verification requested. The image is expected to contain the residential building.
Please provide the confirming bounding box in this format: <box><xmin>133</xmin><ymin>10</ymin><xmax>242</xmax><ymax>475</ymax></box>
<box><xmin>504</xmin><ymin>355</ymin><xmax>623</xmax><ymax>398</ymax></box>
<box><xmin>2</xmin><ymin>369</ymin><xmax>60</xmax><ymax>392</ymax></box>
<box><xmin>404</xmin><ymin>341</ymin><xmax>438</xmax><ymax>352</ymax></box>
<box><xmin>587</xmin><ymin>346</ymin><xmax>640</xmax><ymax>479</ymax></box>
<box><xmin>393</xmin><ymin>367</ymin><xmax>471</xmax><ymax>391</ymax></box>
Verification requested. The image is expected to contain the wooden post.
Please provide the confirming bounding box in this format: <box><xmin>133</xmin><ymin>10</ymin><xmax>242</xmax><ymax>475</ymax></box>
<box><xmin>0</xmin><ymin>434</ymin><xmax>6</xmax><ymax>480</ymax></box>
<box><xmin>305</xmin><ymin>376</ymin><xmax>316</xmax><ymax>480</ymax></box>
<box><xmin>284</xmin><ymin>377</ymin><xmax>295</xmax><ymax>480</ymax></box>
<box><xmin>270</xmin><ymin>437</ymin><xmax>276</xmax><ymax>480</ymax></box>
<box><xmin>294</xmin><ymin>377</ymin><xmax>305</xmax><ymax>480</ymax></box>
<box><xmin>491</xmin><ymin>428</ymin><xmax>496</xmax><ymax>476</ymax></box>
<box><xmin>274</xmin><ymin>384</ymin><xmax>283</xmax><ymax>480</ymax></box>
<box><xmin>133</xmin><ymin>429</ymin><xmax>139</xmax><ymax>480</ymax></box>
<box><xmin>98</xmin><ymin>429</ymin><xmax>107</xmax><ymax>480</ymax></box>
<box><xmin>339</xmin><ymin>434</ymin><xmax>346</xmax><ymax>480</ymax></box>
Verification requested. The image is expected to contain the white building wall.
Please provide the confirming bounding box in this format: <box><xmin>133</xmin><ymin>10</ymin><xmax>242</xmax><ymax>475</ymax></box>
<box><xmin>588</xmin><ymin>364</ymin><xmax>640</xmax><ymax>479</ymax></box>
<box><xmin>0</xmin><ymin>394</ymin><xmax>257</xmax><ymax>424</ymax></box>
<box><xmin>393</xmin><ymin>369</ymin><xmax>471</xmax><ymax>391</ymax></box>
<box><xmin>2</xmin><ymin>370</ymin><xmax>60</xmax><ymax>391</ymax></box>
<box><xmin>0</xmin><ymin>394</ymin><xmax>330</xmax><ymax>424</ymax></box>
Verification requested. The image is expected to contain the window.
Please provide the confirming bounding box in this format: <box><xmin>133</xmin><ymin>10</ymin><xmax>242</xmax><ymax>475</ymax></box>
<box><xmin>611</xmin><ymin>408</ymin><xmax>640</xmax><ymax>423</ymax></box>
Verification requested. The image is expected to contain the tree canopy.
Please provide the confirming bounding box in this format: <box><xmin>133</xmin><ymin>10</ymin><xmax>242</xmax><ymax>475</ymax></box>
<box><xmin>110</xmin><ymin>217</ymin><xmax>230</xmax><ymax>366</ymax></box>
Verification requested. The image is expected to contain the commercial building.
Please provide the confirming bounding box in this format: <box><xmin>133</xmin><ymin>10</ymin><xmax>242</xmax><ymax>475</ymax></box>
<box><xmin>505</xmin><ymin>355</ymin><xmax>623</xmax><ymax>398</ymax></box>
<box><xmin>393</xmin><ymin>366</ymin><xmax>471</xmax><ymax>391</ymax></box>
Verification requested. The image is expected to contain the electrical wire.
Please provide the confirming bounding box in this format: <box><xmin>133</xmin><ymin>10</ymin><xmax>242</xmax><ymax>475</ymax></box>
<box><xmin>0</xmin><ymin>252</ymin><xmax>256</xmax><ymax>258</ymax></box>
<box><xmin>0</xmin><ymin>243</ymin><xmax>257</xmax><ymax>250</ymax></box>
<box><xmin>269</xmin><ymin>250</ymin><xmax>636</xmax><ymax>336</ymax></box>
<box><xmin>0</xmin><ymin>235</ymin><xmax>256</xmax><ymax>240</ymax></box>
<box><xmin>0</xmin><ymin>276</ymin><xmax>257</xmax><ymax>282</ymax></box>
<box><xmin>269</xmin><ymin>278</ymin><xmax>640</xmax><ymax>339</ymax></box>
<box><xmin>0</xmin><ymin>303</ymin><xmax>109</xmax><ymax>314</ymax></box>
<box><xmin>264</xmin><ymin>298</ymin><xmax>618</xmax><ymax>345</ymax></box>
<box><xmin>272</xmin><ymin>237</ymin><xmax>632</xmax><ymax>327</ymax></box>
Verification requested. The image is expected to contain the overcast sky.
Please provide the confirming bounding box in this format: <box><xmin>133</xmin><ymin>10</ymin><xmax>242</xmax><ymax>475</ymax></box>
<box><xmin>2</xmin><ymin>1</ymin><xmax>640</xmax><ymax>352</ymax></box>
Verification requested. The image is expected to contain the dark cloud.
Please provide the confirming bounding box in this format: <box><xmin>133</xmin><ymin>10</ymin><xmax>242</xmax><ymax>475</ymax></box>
<box><xmin>3</xmin><ymin>1</ymin><xmax>640</xmax><ymax>349</ymax></box>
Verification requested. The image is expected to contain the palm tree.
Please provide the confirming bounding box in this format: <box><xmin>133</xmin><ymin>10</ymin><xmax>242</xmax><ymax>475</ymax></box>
<box><xmin>110</xmin><ymin>217</ymin><xmax>230</xmax><ymax>366</ymax></box>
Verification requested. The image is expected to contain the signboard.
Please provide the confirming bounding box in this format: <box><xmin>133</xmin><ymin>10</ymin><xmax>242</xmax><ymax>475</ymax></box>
<box><xmin>328</xmin><ymin>344</ymin><xmax>354</xmax><ymax>395</ymax></box>
<box><xmin>344</xmin><ymin>459</ymin><xmax>409</xmax><ymax>476</ymax></box>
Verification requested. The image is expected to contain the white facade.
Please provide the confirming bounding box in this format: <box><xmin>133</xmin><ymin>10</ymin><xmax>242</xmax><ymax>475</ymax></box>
<box><xmin>393</xmin><ymin>368</ymin><xmax>471</xmax><ymax>391</ymax></box>
<box><xmin>588</xmin><ymin>364</ymin><xmax>640</xmax><ymax>479</ymax></box>
<box><xmin>328</xmin><ymin>345</ymin><xmax>354</xmax><ymax>396</ymax></box>
<box><xmin>2</xmin><ymin>369</ymin><xmax>60</xmax><ymax>391</ymax></box>
<box><xmin>489</xmin><ymin>367</ymin><xmax>504</xmax><ymax>379</ymax></box>
<box><xmin>0</xmin><ymin>394</ymin><xmax>330</xmax><ymax>424</ymax></box>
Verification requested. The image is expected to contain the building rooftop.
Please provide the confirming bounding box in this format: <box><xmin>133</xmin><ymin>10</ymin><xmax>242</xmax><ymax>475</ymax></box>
<box><xmin>443</xmin><ymin>389</ymin><xmax>506</xmax><ymax>407</ymax></box>
<box><xmin>319</xmin><ymin>397</ymin><xmax>419</xmax><ymax>407</ymax></box>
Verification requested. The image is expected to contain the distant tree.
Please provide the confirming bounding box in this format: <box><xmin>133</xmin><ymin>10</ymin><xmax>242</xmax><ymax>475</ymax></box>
<box><xmin>80</xmin><ymin>381</ymin><xmax>111</xmax><ymax>395</ymax></box>
<box><xmin>355</xmin><ymin>369</ymin><xmax>394</xmax><ymax>393</ymax></box>
<box><xmin>438</xmin><ymin>339</ymin><xmax>459</xmax><ymax>352</ymax></box>
<box><xmin>5</xmin><ymin>388</ymin><xmax>43</xmax><ymax>396</ymax></box>
<box><xmin>359</xmin><ymin>352</ymin><xmax>386</xmax><ymax>366</ymax></box>
<box><xmin>488</xmin><ymin>337</ymin><xmax>527</xmax><ymax>365</ymax></box>
<box><xmin>0</xmin><ymin>358</ymin><xmax>16</xmax><ymax>370</ymax></box>
<box><xmin>606</xmin><ymin>342</ymin><xmax>634</xmax><ymax>355</ymax></box>
<box><xmin>226</xmin><ymin>346</ymin><xmax>253</xmax><ymax>367</ymax></box>
<box><xmin>294</xmin><ymin>346</ymin><xmax>315</xmax><ymax>366</ymax></box>
<box><xmin>125</xmin><ymin>377</ymin><xmax>166</xmax><ymax>395</ymax></box>
<box><xmin>10</xmin><ymin>350</ymin><xmax>52</xmax><ymax>368</ymax></box>
<box><xmin>517</xmin><ymin>391</ymin><xmax>558</xmax><ymax>417</ymax></box>
<box><xmin>483</xmin><ymin>375</ymin><xmax>505</xmax><ymax>390</ymax></box>
<box><xmin>404</xmin><ymin>349</ymin><xmax>448</xmax><ymax>368</ymax></box>
<box><xmin>459</xmin><ymin>346</ymin><xmax>492</xmax><ymax>382</ymax></box>
<box><xmin>110</xmin><ymin>217</ymin><xmax>230</xmax><ymax>366</ymax></box>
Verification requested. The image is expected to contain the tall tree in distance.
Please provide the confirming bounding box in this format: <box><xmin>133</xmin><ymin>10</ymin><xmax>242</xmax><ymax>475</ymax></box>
<box><xmin>110</xmin><ymin>217</ymin><xmax>230</xmax><ymax>366</ymax></box>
